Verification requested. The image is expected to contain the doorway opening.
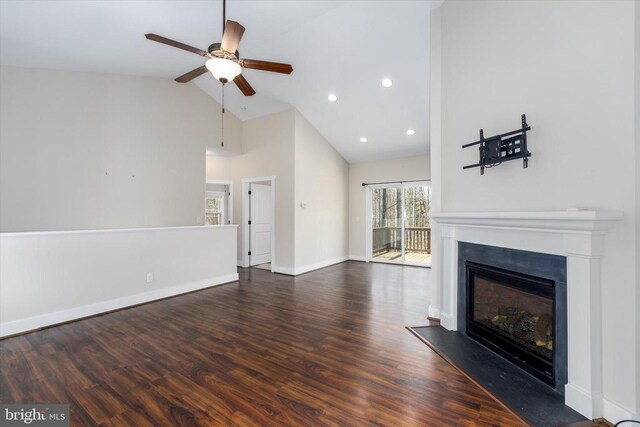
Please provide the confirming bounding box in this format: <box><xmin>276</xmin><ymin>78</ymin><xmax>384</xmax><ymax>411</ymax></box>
<box><xmin>242</xmin><ymin>176</ymin><xmax>276</xmax><ymax>271</ymax></box>
<box><xmin>366</xmin><ymin>181</ymin><xmax>431</xmax><ymax>267</ymax></box>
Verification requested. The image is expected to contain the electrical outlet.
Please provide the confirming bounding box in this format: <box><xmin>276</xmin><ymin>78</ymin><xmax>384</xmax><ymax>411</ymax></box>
<box><xmin>146</xmin><ymin>273</ymin><xmax>153</xmax><ymax>283</ymax></box>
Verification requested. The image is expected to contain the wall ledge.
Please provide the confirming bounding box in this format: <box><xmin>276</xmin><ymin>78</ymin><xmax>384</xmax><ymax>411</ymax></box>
<box><xmin>0</xmin><ymin>224</ymin><xmax>239</xmax><ymax>238</ymax></box>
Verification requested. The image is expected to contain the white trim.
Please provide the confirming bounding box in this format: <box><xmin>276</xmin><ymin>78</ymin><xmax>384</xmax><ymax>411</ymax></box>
<box><xmin>293</xmin><ymin>256</ymin><xmax>348</xmax><ymax>275</ymax></box>
<box><xmin>271</xmin><ymin>265</ymin><xmax>295</xmax><ymax>275</ymax></box>
<box><xmin>348</xmin><ymin>255</ymin><xmax>367</xmax><ymax>262</ymax></box>
<box><xmin>431</xmin><ymin>210</ymin><xmax>623</xmax><ymax>233</ymax></box>
<box><xmin>365</xmin><ymin>186</ymin><xmax>372</xmax><ymax>262</ymax></box>
<box><xmin>242</xmin><ymin>176</ymin><xmax>277</xmax><ymax>271</ymax></box>
<box><xmin>241</xmin><ymin>175</ymin><xmax>276</xmax><ymax>183</ymax></box>
<box><xmin>272</xmin><ymin>256</ymin><xmax>349</xmax><ymax>276</ymax></box>
<box><xmin>602</xmin><ymin>397</ymin><xmax>636</xmax><ymax>424</ymax></box>
<box><xmin>206</xmin><ymin>179</ymin><xmax>234</xmax><ymax>224</ymax></box>
<box><xmin>428</xmin><ymin>306</ymin><xmax>441</xmax><ymax>319</ymax></box>
<box><xmin>0</xmin><ymin>273</ymin><xmax>239</xmax><ymax>338</ymax></box>
<box><xmin>0</xmin><ymin>224</ymin><xmax>238</xmax><ymax>238</ymax></box>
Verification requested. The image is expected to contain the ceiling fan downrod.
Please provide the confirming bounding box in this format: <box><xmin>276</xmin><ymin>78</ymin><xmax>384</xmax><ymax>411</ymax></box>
<box><xmin>221</xmin><ymin>0</ymin><xmax>226</xmax><ymax>148</ymax></box>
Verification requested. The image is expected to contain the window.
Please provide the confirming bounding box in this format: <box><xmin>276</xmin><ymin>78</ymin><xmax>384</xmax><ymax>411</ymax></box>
<box><xmin>205</xmin><ymin>192</ymin><xmax>225</xmax><ymax>225</ymax></box>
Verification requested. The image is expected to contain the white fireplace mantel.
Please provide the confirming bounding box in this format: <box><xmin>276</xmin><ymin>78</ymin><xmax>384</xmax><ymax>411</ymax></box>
<box><xmin>429</xmin><ymin>209</ymin><xmax>623</xmax><ymax>420</ymax></box>
<box><xmin>431</xmin><ymin>210</ymin><xmax>623</xmax><ymax>232</ymax></box>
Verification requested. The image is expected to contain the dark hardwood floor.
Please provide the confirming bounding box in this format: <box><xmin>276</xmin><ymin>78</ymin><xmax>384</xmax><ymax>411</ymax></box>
<box><xmin>0</xmin><ymin>261</ymin><xmax>523</xmax><ymax>426</ymax></box>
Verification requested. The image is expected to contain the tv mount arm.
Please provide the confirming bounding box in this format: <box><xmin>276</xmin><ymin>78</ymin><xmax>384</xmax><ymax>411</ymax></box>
<box><xmin>462</xmin><ymin>114</ymin><xmax>531</xmax><ymax>175</ymax></box>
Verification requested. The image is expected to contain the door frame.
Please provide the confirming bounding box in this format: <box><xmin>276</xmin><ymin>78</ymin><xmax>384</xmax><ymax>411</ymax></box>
<box><xmin>241</xmin><ymin>176</ymin><xmax>276</xmax><ymax>270</ymax></box>
<box><xmin>365</xmin><ymin>180</ymin><xmax>430</xmax><ymax>267</ymax></box>
<box><xmin>206</xmin><ymin>179</ymin><xmax>233</xmax><ymax>224</ymax></box>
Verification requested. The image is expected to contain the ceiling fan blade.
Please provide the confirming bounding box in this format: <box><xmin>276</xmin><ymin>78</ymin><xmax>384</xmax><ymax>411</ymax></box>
<box><xmin>145</xmin><ymin>33</ymin><xmax>208</xmax><ymax>57</ymax></box>
<box><xmin>175</xmin><ymin>65</ymin><xmax>208</xmax><ymax>83</ymax></box>
<box><xmin>240</xmin><ymin>59</ymin><xmax>293</xmax><ymax>75</ymax></box>
<box><xmin>234</xmin><ymin>74</ymin><xmax>256</xmax><ymax>96</ymax></box>
<box><xmin>220</xmin><ymin>20</ymin><xmax>245</xmax><ymax>53</ymax></box>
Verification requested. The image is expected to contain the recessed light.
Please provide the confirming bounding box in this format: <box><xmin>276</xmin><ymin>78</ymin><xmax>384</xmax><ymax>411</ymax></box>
<box><xmin>406</xmin><ymin>129</ymin><xmax>415</xmax><ymax>135</ymax></box>
<box><xmin>381</xmin><ymin>78</ymin><xmax>393</xmax><ymax>88</ymax></box>
<box><xmin>360</xmin><ymin>137</ymin><xmax>368</xmax><ymax>143</ymax></box>
<box><xmin>328</xmin><ymin>93</ymin><xmax>337</xmax><ymax>102</ymax></box>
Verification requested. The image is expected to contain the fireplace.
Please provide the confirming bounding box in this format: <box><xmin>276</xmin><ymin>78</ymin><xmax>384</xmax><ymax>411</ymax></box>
<box><xmin>466</xmin><ymin>261</ymin><xmax>555</xmax><ymax>386</ymax></box>
<box><xmin>457</xmin><ymin>242</ymin><xmax>567</xmax><ymax>394</ymax></box>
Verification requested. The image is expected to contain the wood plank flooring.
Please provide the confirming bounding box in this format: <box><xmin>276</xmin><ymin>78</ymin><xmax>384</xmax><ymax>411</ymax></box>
<box><xmin>0</xmin><ymin>261</ymin><xmax>523</xmax><ymax>426</ymax></box>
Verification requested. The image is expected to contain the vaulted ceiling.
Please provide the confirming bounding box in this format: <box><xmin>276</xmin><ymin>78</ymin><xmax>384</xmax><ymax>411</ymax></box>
<box><xmin>0</xmin><ymin>0</ymin><xmax>435</xmax><ymax>163</ymax></box>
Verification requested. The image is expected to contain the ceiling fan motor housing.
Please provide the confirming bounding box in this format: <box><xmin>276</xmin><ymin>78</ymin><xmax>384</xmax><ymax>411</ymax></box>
<box><xmin>208</xmin><ymin>43</ymin><xmax>239</xmax><ymax>60</ymax></box>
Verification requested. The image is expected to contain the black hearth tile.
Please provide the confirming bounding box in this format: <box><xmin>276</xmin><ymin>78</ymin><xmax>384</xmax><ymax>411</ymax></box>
<box><xmin>409</xmin><ymin>325</ymin><xmax>587</xmax><ymax>427</ymax></box>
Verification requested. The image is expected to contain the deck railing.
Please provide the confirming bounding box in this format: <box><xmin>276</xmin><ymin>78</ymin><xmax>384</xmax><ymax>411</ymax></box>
<box><xmin>372</xmin><ymin>227</ymin><xmax>431</xmax><ymax>254</ymax></box>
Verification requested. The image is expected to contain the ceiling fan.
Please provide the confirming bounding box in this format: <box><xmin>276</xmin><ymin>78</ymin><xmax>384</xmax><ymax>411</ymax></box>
<box><xmin>144</xmin><ymin>0</ymin><xmax>293</xmax><ymax>96</ymax></box>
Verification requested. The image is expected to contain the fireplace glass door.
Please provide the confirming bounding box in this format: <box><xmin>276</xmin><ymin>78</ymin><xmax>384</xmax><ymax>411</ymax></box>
<box><xmin>466</xmin><ymin>262</ymin><xmax>555</xmax><ymax>385</ymax></box>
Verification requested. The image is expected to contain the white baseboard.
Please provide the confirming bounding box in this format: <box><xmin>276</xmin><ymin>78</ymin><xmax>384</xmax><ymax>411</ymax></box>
<box><xmin>602</xmin><ymin>397</ymin><xmax>635</xmax><ymax>424</ymax></box>
<box><xmin>348</xmin><ymin>255</ymin><xmax>367</xmax><ymax>262</ymax></box>
<box><xmin>293</xmin><ymin>256</ymin><xmax>349</xmax><ymax>275</ymax></box>
<box><xmin>272</xmin><ymin>256</ymin><xmax>349</xmax><ymax>276</ymax></box>
<box><xmin>428</xmin><ymin>305</ymin><xmax>441</xmax><ymax>319</ymax></box>
<box><xmin>271</xmin><ymin>265</ymin><xmax>295</xmax><ymax>275</ymax></box>
<box><xmin>0</xmin><ymin>273</ymin><xmax>239</xmax><ymax>338</ymax></box>
<box><xmin>565</xmin><ymin>384</ymin><xmax>602</xmax><ymax>419</ymax></box>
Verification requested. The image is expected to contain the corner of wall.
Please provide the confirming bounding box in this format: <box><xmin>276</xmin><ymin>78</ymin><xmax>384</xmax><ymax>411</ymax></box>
<box><xmin>291</xmin><ymin>109</ymin><xmax>349</xmax><ymax>269</ymax></box>
<box><xmin>635</xmin><ymin>0</ymin><xmax>640</xmax><ymax>417</ymax></box>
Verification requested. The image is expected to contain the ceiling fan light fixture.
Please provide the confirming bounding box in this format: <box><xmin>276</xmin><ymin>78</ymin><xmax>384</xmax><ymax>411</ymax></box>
<box><xmin>206</xmin><ymin>57</ymin><xmax>242</xmax><ymax>83</ymax></box>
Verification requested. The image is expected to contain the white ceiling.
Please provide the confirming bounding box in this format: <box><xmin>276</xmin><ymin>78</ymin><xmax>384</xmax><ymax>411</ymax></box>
<box><xmin>0</xmin><ymin>0</ymin><xmax>435</xmax><ymax>163</ymax></box>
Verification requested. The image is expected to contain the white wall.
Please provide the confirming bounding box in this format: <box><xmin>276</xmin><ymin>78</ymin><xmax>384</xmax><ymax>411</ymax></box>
<box><xmin>206</xmin><ymin>109</ymin><xmax>351</xmax><ymax>274</ymax></box>
<box><xmin>436</xmin><ymin>0</ymin><xmax>637</xmax><ymax>419</ymax></box>
<box><xmin>0</xmin><ymin>226</ymin><xmax>238</xmax><ymax>337</ymax></box>
<box><xmin>206</xmin><ymin>110</ymin><xmax>296</xmax><ymax>270</ymax></box>
<box><xmin>206</xmin><ymin>155</ymin><xmax>234</xmax><ymax>182</ymax></box>
<box><xmin>635</xmin><ymin>0</ymin><xmax>640</xmax><ymax>417</ymax></box>
<box><xmin>348</xmin><ymin>155</ymin><xmax>430</xmax><ymax>259</ymax></box>
<box><xmin>429</xmin><ymin>6</ymin><xmax>443</xmax><ymax>320</ymax></box>
<box><xmin>0</xmin><ymin>66</ymin><xmax>242</xmax><ymax>232</ymax></box>
<box><xmin>294</xmin><ymin>111</ymin><xmax>349</xmax><ymax>271</ymax></box>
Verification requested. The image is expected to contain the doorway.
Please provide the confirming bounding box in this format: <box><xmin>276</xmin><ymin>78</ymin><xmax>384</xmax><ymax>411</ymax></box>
<box><xmin>242</xmin><ymin>176</ymin><xmax>276</xmax><ymax>270</ymax></box>
<box><xmin>367</xmin><ymin>181</ymin><xmax>431</xmax><ymax>267</ymax></box>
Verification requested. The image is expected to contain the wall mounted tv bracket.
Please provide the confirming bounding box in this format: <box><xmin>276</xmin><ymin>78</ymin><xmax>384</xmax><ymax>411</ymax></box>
<box><xmin>462</xmin><ymin>114</ymin><xmax>531</xmax><ymax>175</ymax></box>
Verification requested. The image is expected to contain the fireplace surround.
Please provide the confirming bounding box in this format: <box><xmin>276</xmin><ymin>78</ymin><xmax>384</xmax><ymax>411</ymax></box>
<box><xmin>458</xmin><ymin>243</ymin><xmax>567</xmax><ymax>393</ymax></box>
<box><xmin>429</xmin><ymin>210</ymin><xmax>622</xmax><ymax>419</ymax></box>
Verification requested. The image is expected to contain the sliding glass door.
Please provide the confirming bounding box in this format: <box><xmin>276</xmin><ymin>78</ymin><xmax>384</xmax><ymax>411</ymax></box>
<box><xmin>369</xmin><ymin>182</ymin><xmax>431</xmax><ymax>266</ymax></box>
<box><xmin>403</xmin><ymin>185</ymin><xmax>431</xmax><ymax>265</ymax></box>
<box><xmin>371</xmin><ymin>186</ymin><xmax>403</xmax><ymax>263</ymax></box>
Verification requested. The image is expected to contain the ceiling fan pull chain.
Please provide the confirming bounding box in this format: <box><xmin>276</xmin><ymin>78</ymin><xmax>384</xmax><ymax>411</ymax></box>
<box><xmin>221</xmin><ymin>83</ymin><xmax>225</xmax><ymax>148</ymax></box>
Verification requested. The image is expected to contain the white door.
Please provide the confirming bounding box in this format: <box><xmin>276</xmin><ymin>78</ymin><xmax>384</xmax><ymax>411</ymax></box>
<box><xmin>250</xmin><ymin>184</ymin><xmax>272</xmax><ymax>266</ymax></box>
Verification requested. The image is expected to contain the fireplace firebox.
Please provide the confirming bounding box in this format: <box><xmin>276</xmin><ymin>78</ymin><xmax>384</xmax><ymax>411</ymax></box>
<box><xmin>457</xmin><ymin>242</ymin><xmax>567</xmax><ymax>394</ymax></box>
<box><xmin>466</xmin><ymin>262</ymin><xmax>555</xmax><ymax>386</ymax></box>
